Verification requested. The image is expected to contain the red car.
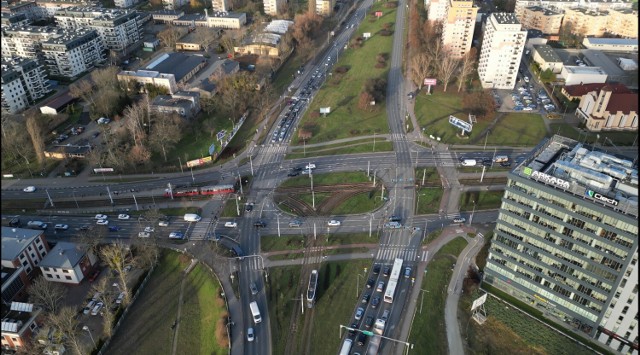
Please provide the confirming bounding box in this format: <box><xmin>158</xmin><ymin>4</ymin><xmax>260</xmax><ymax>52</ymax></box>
<box><xmin>88</xmin><ymin>269</ymin><xmax>100</xmax><ymax>282</ymax></box>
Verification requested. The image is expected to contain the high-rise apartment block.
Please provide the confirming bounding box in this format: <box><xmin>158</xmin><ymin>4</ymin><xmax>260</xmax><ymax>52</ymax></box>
<box><xmin>426</xmin><ymin>0</ymin><xmax>448</xmax><ymax>22</ymax></box>
<box><xmin>441</xmin><ymin>0</ymin><xmax>477</xmax><ymax>58</ymax></box>
<box><xmin>477</xmin><ymin>13</ymin><xmax>526</xmax><ymax>89</ymax></box>
<box><xmin>514</xmin><ymin>0</ymin><xmax>633</xmax><ymax>17</ymax></box>
<box><xmin>485</xmin><ymin>135</ymin><xmax>638</xmax><ymax>354</ymax></box>
<box><xmin>315</xmin><ymin>0</ymin><xmax>334</xmax><ymax>17</ymax></box>
<box><xmin>1</xmin><ymin>57</ymin><xmax>51</xmax><ymax>114</ymax></box>
<box><xmin>517</xmin><ymin>6</ymin><xmax>563</xmax><ymax>35</ymax></box>
<box><xmin>42</xmin><ymin>28</ymin><xmax>106</xmax><ymax>78</ymax></box>
<box><xmin>211</xmin><ymin>0</ymin><xmax>228</xmax><ymax>12</ymax></box>
<box><xmin>263</xmin><ymin>0</ymin><xmax>285</xmax><ymax>16</ymax></box>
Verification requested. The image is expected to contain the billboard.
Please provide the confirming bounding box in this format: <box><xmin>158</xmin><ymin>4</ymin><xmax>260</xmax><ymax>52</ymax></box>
<box><xmin>93</xmin><ymin>168</ymin><xmax>114</xmax><ymax>173</ymax></box>
<box><xmin>319</xmin><ymin>107</ymin><xmax>331</xmax><ymax>114</ymax></box>
<box><xmin>470</xmin><ymin>293</ymin><xmax>487</xmax><ymax>311</ymax></box>
<box><xmin>186</xmin><ymin>156</ymin><xmax>212</xmax><ymax>168</ymax></box>
<box><xmin>448</xmin><ymin>115</ymin><xmax>472</xmax><ymax>132</ymax></box>
<box><xmin>363</xmin><ymin>32</ymin><xmax>371</xmax><ymax>39</ymax></box>
<box><xmin>424</xmin><ymin>78</ymin><xmax>437</xmax><ymax>86</ymax></box>
<box><xmin>375</xmin><ymin>11</ymin><xmax>383</xmax><ymax>17</ymax></box>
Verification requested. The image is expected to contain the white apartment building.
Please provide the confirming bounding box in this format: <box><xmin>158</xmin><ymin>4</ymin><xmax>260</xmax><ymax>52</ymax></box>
<box><xmin>441</xmin><ymin>0</ymin><xmax>477</xmax><ymax>58</ymax></box>
<box><xmin>211</xmin><ymin>0</ymin><xmax>228</xmax><ymax>12</ymax></box>
<box><xmin>315</xmin><ymin>0</ymin><xmax>334</xmax><ymax>16</ymax></box>
<box><xmin>515</xmin><ymin>0</ymin><xmax>633</xmax><ymax>17</ymax></box>
<box><xmin>114</xmin><ymin>0</ymin><xmax>140</xmax><ymax>8</ymax></box>
<box><xmin>35</xmin><ymin>0</ymin><xmax>98</xmax><ymax>18</ymax></box>
<box><xmin>1</xmin><ymin>57</ymin><xmax>51</xmax><ymax>114</ymax></box>
<box><xmin>2</xmin><ymin>1</ymin><xmax>43</xmax><ymax>22</ymax></box>
<box><xmin>427</xmin><ymin>0</ymin><xmax>448</xmax><ymax>22</ymax></box>
<box><xmin>264</xmin><ymin>0</ymin><xmax>286</xmax><ymax>16</ymax></box>
<box><xmin>1</xmin><ymin>25</ymin><xmax>62</xmax><ymax>59</ymax></box>
<box><xmin>162</xmin><ymin>0</ymin><xmax>188</xmax><ymax>10</ymax></box>
<box><xmin>42</xmin><ymin>28</ymin><xmax>106</xmax><ymax>78</ymax></box>
<box><xmin>54</xmin><ymin>7</ymin><xmax>143</xmax><ymax>52</ymax></box>
<box><xmin>478</xmin><ymin>13</ymin><xmax>526</xmax><ymax>89</ymax></box>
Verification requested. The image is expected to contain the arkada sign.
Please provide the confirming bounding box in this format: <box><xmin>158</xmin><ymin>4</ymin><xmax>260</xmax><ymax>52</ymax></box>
<box><xmin>523</xmin><ymin>167</ymin><xmax>570</xmax><ymax>189</ymax></box>
<box><xmin>586</xmin><ymin>190</ymin><xmax>619</xmax><ymax>207</ymax></box>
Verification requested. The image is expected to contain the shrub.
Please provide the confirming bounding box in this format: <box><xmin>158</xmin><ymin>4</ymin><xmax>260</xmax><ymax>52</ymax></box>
<box><xmin>379</xmin><ymin>29</ymin><xmax>393</xmax><ymax>36</ymax></box>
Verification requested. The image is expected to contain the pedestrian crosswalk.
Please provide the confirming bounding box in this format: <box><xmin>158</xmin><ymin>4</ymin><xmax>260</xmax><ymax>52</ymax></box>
<box><xmin>390</xmin><ymin>133</ymin><xmax>406</xmax><ymax>141</ymax></box>
<box><xmin>375</xmin><ymin>244</ymin><xmax>423</xmax><ymax>261</ymax></box>
<box><xmin>188</xmin><ymin>218</ymin><xmax>215</xmax><ymax>240</ymax></box>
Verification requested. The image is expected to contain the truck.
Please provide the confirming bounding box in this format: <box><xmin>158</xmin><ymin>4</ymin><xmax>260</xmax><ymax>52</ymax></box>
<box><xmin>249</xmin><ymin>301</ymin><xmax>262</xmax><ymax>324</ymax></box>
<box><xmin>366</xmin><ymin>319</ymin><xmax>386</xmax><ymax>355</ymax></box>
<box><xmin>460</xmin><ymin>159</ymin><xmax>477</xmax><ymax>167</ymax></box>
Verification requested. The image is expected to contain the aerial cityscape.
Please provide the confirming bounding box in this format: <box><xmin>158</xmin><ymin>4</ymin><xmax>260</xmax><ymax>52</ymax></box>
<box><xmin>1</xmin><ymin>0</ymin><xmax>638</xmax><ymax>352</ymax></box>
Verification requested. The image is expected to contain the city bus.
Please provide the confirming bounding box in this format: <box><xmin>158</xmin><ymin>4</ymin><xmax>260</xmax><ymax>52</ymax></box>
<box><xmin>383</xmin><ymin>258</ymin><xmax>403</xmax><ymax>304</ymax></box>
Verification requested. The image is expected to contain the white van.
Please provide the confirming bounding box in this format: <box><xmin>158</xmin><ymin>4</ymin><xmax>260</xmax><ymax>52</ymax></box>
<box><xmin>183</xmin><ymin>214</ymin><xmax>201</xmax><ymax>222</ymax></box>
<box><xmin>460</xmin><ymin>159</ymin><xmax>477</xmax><ymax>167</ymax></box>
<box><xmin>339</xmin><ymin>339</ymin><xmax>353</xmax><ymax>355</ymax></box>
<box><xmin>249</xmin><ymin>301</ymin><xmax>262</xmax><ymax>324</ymax></box>
<box><xmin>27</xmin><ymin>221</ymin><xmax>48</xmax><ymax>230</ymax></box>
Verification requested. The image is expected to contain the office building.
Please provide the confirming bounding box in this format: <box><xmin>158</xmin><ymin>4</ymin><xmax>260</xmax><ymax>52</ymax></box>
<box><xmin>441</xmin><ymin>0</ymin><xmax>477</xmax><ymax>58</ymax></box>
<box><xmin>477</xmin><ymin>13</ymin><xmax>526</xmax><ymax>89</ymax></box>
<box><xmin>1</xmin><ymin>57</ymin><xmax>51</xmax><ymax>114</ymax></box>
<box><xmin>485</xmin><ymin>135</ymin><xmax>638</xmax><ymax>354</ymax></box>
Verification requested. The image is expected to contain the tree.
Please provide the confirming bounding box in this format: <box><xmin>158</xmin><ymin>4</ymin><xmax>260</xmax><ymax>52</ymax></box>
<box><xmin>46</xmin><ymin>307</ymin><xmax>85</xmax><ymax>355</ymax></box>
<box><xmin>291</xmin><ymin>12</ymin><xmax>323</xmax><ymax>59</ymax></box>
<box><xmin>1</xmin><ymin>117</ymin><xmax>33</xmax><ymax>166</ymax></box>
<box><xmin>358</xmin><ymin>92</ymin><xmax>375</xmax><ymax>111</ymax></box>
<box><xmin>157</xmin><ymin>25</ymin><xmax>184</xmax><ymax>49</ymax></box>
<box><xmin>410</xmin><ymin>52</ymin><xmax>434</xmax><ymax>89</ymax></box>
<box><xmin>123</xmin><ymin>100</ymin><xmax>148</xmax><ymax>147</ymax></box>
<box><xmin>100</xmin><ymin>241</ymin><xmax>133</xmax><ymax>306</ymax></box>
<box><xmin>91</xmin><ymin>278</ymin><xmax>117</xmax><ymax>337</ymax></box>
<box><xmin>25</xmin><ymin>113</ymin><xmax>45</xmax><ymax>166</ymax></box>
<box><xmin>457</xmin><ymin>48</ymin><xmax>477</xmax><ymax>92</ymax></box>
<box><xmin>149</xmin><ymin>112</ymin><xmax>183</xmax><ymax>162</ymax></box>
<box><xmin>76</xmin><ymin>226</ymin><xmax>104</xmax><ymax>258</ymax></box>
<box><xmin>438</xmin><ymin>53</ymin><xmax>459</xmax><ymax>92</ymax></box>
<box><xmin>27</xmin><ymin>276</ymin><xmax>67</xmax><ymax>314</ymax></box>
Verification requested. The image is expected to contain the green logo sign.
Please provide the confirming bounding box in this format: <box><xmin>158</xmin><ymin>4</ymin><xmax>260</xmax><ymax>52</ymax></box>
<box><xmin>523</xmin><ymin>167</ymin><xmax>533</xmax><ymax>176</ymax></box>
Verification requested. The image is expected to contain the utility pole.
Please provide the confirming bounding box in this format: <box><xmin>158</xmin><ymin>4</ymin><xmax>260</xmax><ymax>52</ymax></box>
<box><xmin>45</xmin><ymin>189</ymin><xmax>55</xmax><ymax>208</ymax></box>
<box><xmin>249</xmin><ymin>154</ymin><xmax>254</xmax><ymax>176</ymax></box>
<box><xmin>132</xmin><ymin>193</ymin><xmax>139</xmax><ymax>211</ymax></box>
<box><xmin>277</xmin><ymin>213</ymin><xmax>281</xmax><ymax>237</ymax></box>
<box><xmin>106</xmin><ymin>186</ymin><xmax>113</xmax><ymax>205</ymax></box>
<box><xmin>235</xmin><ymin>195</ymin><xmax>240</xmax><ymax>216</ymax></box>
<box><xmin>237</xmin><ymin>171</ymin><xmax>243</xmax><ymax>194</ymax></box>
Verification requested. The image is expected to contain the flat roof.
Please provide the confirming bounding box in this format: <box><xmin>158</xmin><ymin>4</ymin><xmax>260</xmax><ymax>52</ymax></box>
<box><xmin>144</xmin><ymin>52</ymin><xmax>206</xmax><ymax>82</ymax></box>
<box><xmin>513</xmin><ymin>135</ymin><xmax>638</xmax><ymax>218</ymax></box>
<box><xmin>584</xmin><ymin>38</ymin><xmax>638</xmax><ymax>46</ymax></box>
<box><xmin>1</xmin><ymin>227</ymin><xmax>43</xmax><ymax>261</ymax></box>
<box><xmin>38</xmin><ymin>241</ymin><xmax>85</xmax><ymax>268</ymax></box>
<box><xmin>533</xmin><ymin>45</ymin><xmax>562</xmax><ymax>63</ymax></box>
<box><xmin>564</xmin><ymin>66</ymin><xmax>607</xmax><ymax>75</ymax></box>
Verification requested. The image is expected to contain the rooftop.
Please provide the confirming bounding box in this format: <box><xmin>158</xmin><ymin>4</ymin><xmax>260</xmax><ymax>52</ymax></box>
<box><xmin>603</xmin><ymin>92</ymin><xmax>638</xmax><ymax>115</ymax></box>
<box><xmin>250</xmin><ymin>32</ymin><xmax>281</xmax><ymax>46</ymax></box>
<box><xmin>583</xmin><ymin>37</ymin><xmax>638</xmax><ymax>46</ymax></box>
<box><xmin>1</xmin><ymin>227</ymin><xmax>43</xmax><ymax>261</ymax></box>
<box><xmin>514</xmin><ymin>135</ymin><xmax>638</xmax><ymax>217</ymax></box>
<box><xmin>492</xmin><ymin>12</ymin><xmax>520</xmax><ymax>25</ymax></box>
<box><xmin>563</xmin><ymin>82</ymin><xmax>629</xmax><ymax>96</ymax></box>
<box><xmin>263</xmin><ymin>19</ymin><xmax>294</xmax><ymax>34</ymax></box>
<box><xmin>144</xmin><ymin>52</ymin><xmax>206</xmax><ymax>82</ymax></box>
<box><xmin>38</xmin><ymin>241</ymin><xmax>86</xmax><ymax>269</ymax></box>
<box><xmin>563</xmin><ymin>66</ymin><xmax>607</xmax><ymax>75</ymax></box>
<box><xmin>525</xmin><ymin>5</ymin><xmax>562</xmax><ymax>15</ymax></box>
<box><xmin>533</xmin><ymin>44</ymin><xmax>562</xmax><ymax>62</ymax></box>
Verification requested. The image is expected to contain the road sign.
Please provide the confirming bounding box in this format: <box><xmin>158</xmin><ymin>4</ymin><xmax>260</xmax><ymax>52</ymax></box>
<box><xmin>448</xmin><ymin>115</ymin><xmax>472</xmax><ymax>132</ymax></box>
<box><xmin>362</xmin><ymin>330</ymin><xmax>374</xmax><ymax>336</ymax></box>
<box><xmin>208</xmin><ymin>143</ymin><xmax>216</xmax><ymax>155</ymax></box>
<box><xmin>363</xmin><ymin>32</ymin><xmax>371</xmax><ymax>39</ymax></box>
<box><xmin>424</xmin><ymin>78</ymin><xmax>437</xmax><ymax>86</ymax></box>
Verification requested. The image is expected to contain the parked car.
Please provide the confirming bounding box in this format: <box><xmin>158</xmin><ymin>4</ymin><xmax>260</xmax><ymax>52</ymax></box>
<box><xmin>115</xmin><ymin>292</ymin><xmax>125</xmax><ymax>304</ymax></box>
<box><xmin>54</xmin><ymin>224</ymin><xmax>69</xmax><ymax>231</ymax></box>
<box><xmin>83</xmin><ymin>301</ymin><xmax>96</xmax><ymax>315</ymax></box>
<box><xmin>91</xmin><ymin>302</ymin><xmax>104</xmax><ymax>316</ymax></box>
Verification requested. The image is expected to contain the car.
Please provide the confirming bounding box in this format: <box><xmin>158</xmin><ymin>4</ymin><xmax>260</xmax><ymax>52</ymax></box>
<box><xmin>361</xmin><ymin>293</ymin><xmax>370</xmax><ymax>304</ymax></box>
<box><xmin>144</xmin><ymin>226</ymin><xmax>154</xmax><ymax>233</ymax></box>
<box><xmin>289</xmin><ymin>220</ymin><xmax>302</xmax><ymax>227</ymax></box>
<box><xmin>381</xmin><ymin>309</ymin><xmax>390</xmax><ymax>321</ymax></box>
<box><xmin>404</xmin><ymin>267</ymin><xmax>412</xmax><ymax>278</ymax></box>
<box><xmin>54</xmin><ymin>224</ymin><xmax>69</xmax><ymax>231</ymax></box>
<box><xmin>245</xmin><ymin>204</ymin><xmax>254</xmax><ymax>212</ymax></box>
<box><xmin>115</xmin><ymin>292</ymin><xmax>126</xmax><ymax>304</ymax></box>
<box><xmin>328</xmin><ymin>220</ymin><xmax>341</xmax><ymax>226</ymax></box>
<box><xmin>250</xmin><ymin>282</ymin><xmax>258</xmax><ymax>295</ymax></box>
<box><xmin>254</xmin><ymin>221</ymin><xmax>266</xmax><ymax>228</ymax></box>
<box><xmin>225</xmin><ymin>222</ymin><xmax>238</xmax><ymax>228</ymax></box>
<box><xmin>96</xmin><ymin>219</ymin><xmax>109</xmax><ymax>225</ymax></box>
<box><xmin>301</xmin><ymin>169</ymin><xmax>310</xmax><ymax>175</ymax></box>
<box><xmin>108</xmin><ymin>226</ymin><xmax>121</xmax><ymax>232</ymax></box>
<box><xmin>376</xmin><ymin>281</ymin><xmax>385</xmax><ymax>292</ymax></box>
<box><xmin>372</xmin><ymin>264</ymin><xmax>381</xmax><ymax>274</ymax></box>
<box><xmin>383</xmin><ymin>266</ymin><xmax>391</xmax><ymax>277</ymax></box>
<box><xmin>500</xmin><ymin>161</ymin><xmax>512</xmax><ymax>167</ymax></box>
<box><xmin>88</xmin><ymin>269</ymin><xmax>100</xmax><ymax>282</ymax></box>
<box><xmin>169</xmin><ymin>231</ymin><xmax>184</xmax><ymax>239</ymax></box>
<box><xmin>91</xmin><ymin>302</ymin><xmax>103</xmax><ymax>316</ymax></box>
<box><xmin>371</xmin><ymin>296</ymin><xmax>380</xmax><ymax>309</ymax></box>
<box><xmin>357</xmin><ymin>332</ymin><xmax>367</xmax><ymax>346</ymax></box>
<box><xmin>385</xmin><ymin>222</ymin><xmax>402</xmax><ymax>229</ymax></box>
<box><xmin>349</xmin><ymin>322</ymin><xmax>359</xmax><ymax>336</ymax></box>
<box><xmin>354</xmin><ymin>307</ymin><xmax>364</xmax><ymax>321</ymax></box>
<box><xmin>453</xmin><ymin>217</ymin><xmax>466</xmax><ymax>223</ymax></box>
<box><xmin>124</xmin><ymin>265</ymin><xmax>132</xmax><ymax>273</ymax></box>
<box><xmin>117</xmin><ymin>214</ymin><xmax>130</xmax><ymax>220</ymax></box>
<box><xmin>514</xmin><ymin>106</ymin><xmax>524</xmax><ymax>111</ymax></box>
<box><xmin>78</xmin><ymin>225</ymin><xmax>92</xmax><ymax>231</ymax></box>
<box><xmin>389</xmin><ymin>215</ymin><xmax>402</xmax><ymax>222</ymax></box>
<box><xmin>522</xmin><ymin>107</ymin><xmax>533</xmax><ymax>111</ymax></box>
<box><xmin>84</xmin><ymin>300</ymin><xmax>96</xmax><ymax>315</ymax></box>
<box><xmin>364</xmin><ymin>315</ymin><xmax>374</xmax><ymax>328</ymax></box>
<box><xmin>523</xmin><ymin>76</ymin><xmax>530</xmax><ymax>83</ymax></box>
<box><xmin>366</xmin><ymin>278</ymin><xmax>375</xmax><ymax>288</ymax></box>
<box><xmin>287</xmin><ymin>171</ymin><xmax>299</xmax><ymax>177</ymax></box>
<box><xmin>292</xmin><ymin>166</ymin><xmax>303</xmax><ymax>172</ymax></box>
<box><xmin>247</xmin><ymin>327</ymin><xmax>255</xmax><ymax>342</ymax></box>
<box><xmin>158</xmin><ymin>220</ymin><xmax>170</xmax><ymax>227</ymax></box>
<box><xmin>305</xmin><ymin>163</ymin><xmax>316</xmax><ymax>170</ymax></box>
<box><xmin>138</xmin><ymin>232</ymin><xmax>151</xmax><ymax>238</ymax></box>
<box><xmin>23</xmin><ymin>186</ymin><xmax>36</xmax><ymax>193</ymax></box>
<box><xmin>95</xmin><ymin>214</ymin><xmax>108</xmax><ymax>220</ymax></box>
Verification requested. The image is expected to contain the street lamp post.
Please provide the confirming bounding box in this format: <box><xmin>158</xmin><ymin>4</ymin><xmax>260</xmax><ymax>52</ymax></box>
<box><xmin>469</xmin><ymin>200</ymin><xmax>476</xmax><ymax>226</ymax></box>
<box><xmin>276</xmin><ymin>213</ymin><xmax>281</xmax><ymax>237</ymax></box>
<box><xmin>82</xmin><ymin>325</ymin><xmax>96</xmax><ymax>348</ymax></box>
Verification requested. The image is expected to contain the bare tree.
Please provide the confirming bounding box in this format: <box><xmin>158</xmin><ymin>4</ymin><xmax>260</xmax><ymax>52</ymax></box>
<box><xmin>27</xmin><ymin>276</ymin><xmax>67</xmax><ymax>314</ymax></box>
<box><xmin>410</xmin><ymin>52</ymin><xmax>434</xmax><ymax>89</ymax></box>
<box><xmin>46</xmin><ymin>307</ymin><xmax>85</xmax><ymax>355</ymax></box>
<box><xmin>457</xmin><ymin>48</ymin><xmax>477</xmax><ymax>92</ymax></box>
<box><xmin>192</xmin><ymin>28</ymin><xmax>219</xmax><ymax>52</ymax></box>
<box><xmin>1</xmin><ymin>118</ymin><xmax>34</xmax><ymax>165</ymax></box>
<box><xmin>76</xmin><ymin>226</ymin><xmax>104</xmax><ymax>257</ymax></box>
<box><xmin>157</xmin><ymin>25</ymin><xmax>185</xmax><ymax>49</ymax></box>
<box><xmin>428</xmin><ymin>39</ymin><xmax>444</xmax><ymax>78</ymax></box>
<box><xmin>123</xmin><ymin>100</ymin><xmax>148</xmax><ymax>147</ymax></box>
<box><xmin>149</xmin><ymin>112</ymin><xmax>183</xmax><ymax>162</ymax></box>
<box><xmin>69</xmin><ymin>80</ymin><xmax>96</xmax><ymax>108</ymax></box>
<box><xmin>91</xmin><ymin>278</ymin><xmax>117</xmax><ymax>338</ymax></box>
<box><xmin>439</xmin><ymin>53</ymin><xmax>459</xmax><ymax>92</ymax></box>
<box><xmin>99</xmin><ymin>241</ymin><xmax>133</xmax><ymax>305</ymax></box>
<box><xmin>25</xmin><ymin>113</ymin><xmax>45</xmax><ymax>166</ymax></box>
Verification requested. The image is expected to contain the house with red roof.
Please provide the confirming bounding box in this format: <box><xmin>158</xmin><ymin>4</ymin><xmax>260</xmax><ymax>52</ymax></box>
<box><xmin>561</xmin><ymin>82</ymin><xmax>629</xmax><ymax>101</ymax></box>
<box><xmin>575</xmin><ymin>84</ymin><xmax>638</xmax><ymax>132</ymax></box>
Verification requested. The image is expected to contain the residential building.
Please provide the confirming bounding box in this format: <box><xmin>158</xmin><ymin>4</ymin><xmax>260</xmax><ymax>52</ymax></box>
<box><xmin>478</xmin><ymin>13</ymin><xmax>526</xmax><ymax>89</ymax></box>
<box><xmin>151</xmin><ymin>9</ymin><xmax>184</xmax><ymax>23</ymax></box>
<box><xmin>575</xmin><ymin>84</ymin><xmax>637</xmax><ymax>131</ymax></box>
<box><xmin>427</xmin><ymin>0</ymin><xmax>448</xmax><ymax>22</ymax></box>
<box><xmin>150</xmin><ymin>90</ymin><xmax>200</xmax><ymax>118</ymax></box>
<box><xmin>605</xmin><ymin>8</ymin><xmax>638</xmax><ymax>39</ymax></box>
<box><xmin>582</xmin><ymin>38</ymin><xmax>638</xmax><ymax>52</ymax></box>
<box><xmin>2</xmin><ymin>1</ymin><xmax>43</xmax><ymax>22</ymax></box>
<box><xmin>114</xmin><ymin>0</ymin><xmax>140</xmax><ymax>8</ymax></box>
<box><xmin>560</xmin><ymin>82</ymin><xmax>628</xmax><ymax>101</ymax></box>
<box><xmin>36</xmin><ymin>0</ymin><xmax>99</xmax><ymax>17</ymax></box>
<box><xmin>517</xmin><ymin>6</ymin><xmax>563</xmax><ymax>35</ymax></box>
<box><xmin>560</xmin><ymin>66</ymin><xmax>607</xmax><ymax>86</ymax></box>
<box><xmin>264</xmin><ymin>0</ymin><xmax>285</xmax><ymax>16</ymax></box>
<box><xmin>1</xmin><ymin>57</ymin><xmax>51</xmax><ymax>114</ymax></box>
<box><xmin>531</xmin><ymin>44</ymin><xmax>563</xmax><ymax>73</ymax></box>
<box><xmin>514</xmin><ymin>0</ymin><xmax>633</xmax><ymax>17</ymax></box>
<box><xmin>41</xmin><ymin>27</ymin><xmax>106</xmax><ymax>78</ymax></box>
<box><xmin>1</xmin><ymin>25</ymin><xmax>63</xmax><ymax>60</ymax></box>
<box><xmin>1</xmin><ymin>302</ymin><xmax>42</xmax><ymax>352</ymax></box>
<box><xmin>315</xmin><ymin>0</ymin><xmax>334</xmax><ymax>17</ymax></box>
<box><xmin>563</xmin><ymin>7</ymin><xmax>610</xmax><ymax>37</ymax></box>
<box><xmin>441</xmin><ymin>0</ymin><xmax>477</xmax><ymax>58</ymax></box>
<box><xmin>211</xmin><ymin>0</ymin><xmax>228</xmax><ymax>12</ymax></box>
<box><xmin>161</xmin><ymin>0</ymin><xmax>188</xmax><ymax>10</ymax></box>
<box><xmin>1</xmin><ymin>227</ymin><xmax>50</xmax><ymax>303</ymax></box>
<box><xmin>484</xmin><ymin>134</ymin><xmax>638</xmax><ymax>354</ymax></box>
<box><xmin>54</xmin><ymin>7</ymin><xmax>143</xmax><ymax>52</ymax></box>
<box><xmin>38</xmin><ymin>241</ymin><xmax>97</xmax><ymax>284</ymax></box>
<box><xmin>1</xmin><ymin>12</ymin><xmax>29</xmax><ymax>27</ymax></box>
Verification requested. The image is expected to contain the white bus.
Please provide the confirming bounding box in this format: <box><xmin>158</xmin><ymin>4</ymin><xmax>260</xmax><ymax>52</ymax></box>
<box><xmin>339</xmin><ymin>338</ymin><xmax>353</xmax><ymax>355</ymax></box>
<box><xmin>249</xmin><ymin>301</ymin><xmax>262</xmax><ymax>324</ymax></box>
<box><xmin>383</xmin><ymin>258</ymin><xmax>403</xmax><ymax>304</ymax></box>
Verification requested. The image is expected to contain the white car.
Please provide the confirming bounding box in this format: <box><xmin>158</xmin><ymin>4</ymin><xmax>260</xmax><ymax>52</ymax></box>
<box><xmin>158</xmin><ymin>220</ymin><xmax>169</xmax><ymax>227</ymax></box>
<box><xmin>23</xmin><ymin>186</ymin><xmax>36</xmax><ymax>193</ymax></box>
<box><xmin>96</xmin><ymin>219</ymin><xmax>109</xmax><ymax>225</ymax></box>
<box><xmin>95</xmin><ymin>214</ymin><xmax>108</xmax><ymax>220</ymax></box>
<box><xmin>144</xmin><ymin>226</ymin><xmax>155</xmax><ymax>233</ymax></box>
<box><xmin>247</xmin><ymin>327</ymin><xmax>255</xmax><ymax>342</ymax></box>
<box><xmin>169</xmin><ymin>231</ymin><xmax>184</xmax><ymax>239</ymax></box>
<box><xmin>138</xmin><ymin>232</ymin><xmax>151</xmax><ymax>238</ymax></box>
<box><xmin>453</xmin><ymin>217</ymin><xmax>466</xmax><ymax>223</ymax></box>
<box><xmin>328</xmin><ymin>220</ymin><xmax>341</xmax><ymax>226</ymax></box>
<box><xmin>54</xmin><ymin>224</ymin><xmax>69</xmax><ymax>231</ymax></box>
<box><xmin>115</xmin><ymin>292</ymin><xmax>126</xmax><ymax>304</ymax></box>
<box><xmin>224</xmin><ymin>222</ymin><xmax>238</xmax><ymax>228</ymax></box>
<box><xmin>91</xmin><ymin>302</ymin><xmax>104</xmax><ymax>316</ymax></box>
<box><xmin>83</xmin><ymin>300</ymin><xmax>96</xmax><ymax>315</ymax></box>
<box><xmin>305</xmin><ymin>163</ymin><xmax>316</xmax><ymax>170</ymax></box>
<box><xmin>118</xmin><ymin>214</ymin><xmax>130</xmax><ymax>220</ymax></box>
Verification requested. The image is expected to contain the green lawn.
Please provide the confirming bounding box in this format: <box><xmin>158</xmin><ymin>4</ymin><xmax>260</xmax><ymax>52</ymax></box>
<box><xmin>298</xmin><ymin>192</ymin><xmax>331</xmax><ymax>207</ymax></box>
<box><xmin>261</xmin><ymin>232</ymin><xmax>379</xmax><ymax>252</ymax></box>
<box><xmin>409</xmin><ymin>237</ymin><xmax>468</xmax><ymax>353</ymax></box>
<box><xmin>459</xmin><ymin>190</ymin><xmax>505</xmax><ymax>211</ymax></box>
<box><xmin>220</xmin><ymin>198</ymin><xmax>241</xmax><ymax>217</ymax></box>
<box><xmin>261</xmin><ymin>235</ymin><xmax>305</xmax><ymax>252</ymax></box>
<box><xmin>266</xmin><ymin>265</ymin><xmax>302</xmax><ymax>355</ymax></box>
<box><xmin>415</xmin><ymin>167</ymin><xmax>441</xmax><ymax>186</ymax></box>
<box><xmin>416</xmin><ymin>187</ymin><xmax>444</xmax><ymax>214</ymax></box>
<box><xmin>549</xmin><ymin>123</ymin><xmax>638</xmax><ymax>146</ymax></box>
<box><xmin>285</xmin><ymin>140</ymin><xmax>394</xmax><ymax>159</ymax></box>
<box><xmin>291</xmin><ymin>3</ymin><xmax>398</xmax><ymax>145</ymax></box>
<box><xmin>331</xmin><ymin>189</ymin><xmax>385</xmax><ymax>214</ymax></box>
<box><xmin>486</xmin><ymin>113</ymin><xmax>547</xmax><ymax>146</ymax></box>
<box><xmin>280</xmin><ymin>171</ymin><xmax>372</xmax><ymax>187</ymax></box>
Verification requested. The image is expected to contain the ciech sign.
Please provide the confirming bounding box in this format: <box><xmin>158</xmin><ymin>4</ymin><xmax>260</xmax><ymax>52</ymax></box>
<box><xmin>586</xmin><ymin>190</ymin><xmax>619</xmax><ymax>207</ymax></box>
<box><xmin>523</xmin><ymin>167</ymin><xmax>570</xmax><ymax>189</ymax></box>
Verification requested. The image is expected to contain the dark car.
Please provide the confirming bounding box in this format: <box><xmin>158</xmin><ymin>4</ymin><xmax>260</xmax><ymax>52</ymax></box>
<box><xmin>371</xmin><ymin>296</ymin><xmax>380</xmax><ymax>309</ymax></box>
<box><xmin>361</xmin><ymin>293</ymin><xmax>370</xmax><ymax>304</ymax></box>
<box><xmin>287</xmin><ymin>171</ymin><xmax>299</xmax><ymax>177</ymax></box>
<box><xmin>254</xmin><ymin>221</ymin><xmax>266</xmax><ymax>228</ymax></box>
<box><xmin>292</xmin><ymin>166</ymin><xmax>303</xmax><ymax>172</ymax></box>
<box><xmin>383</xmin><ymin>266</ymin><xmax>391</xmax><ymax>277</ymax></box>
<box><xmin>389</xmin><ymin>215</ymin><xmax>401</xmax><ymax>222</ymax></box>
<box><xmin>364</xmin><ymin>315</ymin><xmax>374</xmax><ymax>328</ymax></box>
<box><xmin>482</xmin><ymin>159</ymin><xmax>493</xmax><ymax>167</ymax></box>
<box><xmin>366</xmin><ymin>278</ymin><xmax>375</xmax><ymax>288</ymax></box>
<box><xmin>357</xmin><ymin>332</ymin><xmax>367</xmax><ymax>346</ymax></box>
<box><xmin>500</xmin><ymin>161</ymin><xmax>512</xmax><ymax>167</ymax></box>
<box><xmin>245</xmin><ymin>204</ymin><xmax>253</xmax><ymax>212</ymax></box>
<box><xmin>349</xmin><ymin>321</ymin><xmax>359</xmax><ymax>336</ymax></box>
<box><xmin>88</xmin><ymin>269</ymin><xmax>100</xmax><ymax>282</ymax></box>
<box><xmin>108</xmin><ymin>226</ymin><xmax>121</xmax><ymax>232</ymax></box>
<box><xmin>372</xmin><ymin>264</ymin><xmax>381</xmax><ymax>275</ymax></box>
